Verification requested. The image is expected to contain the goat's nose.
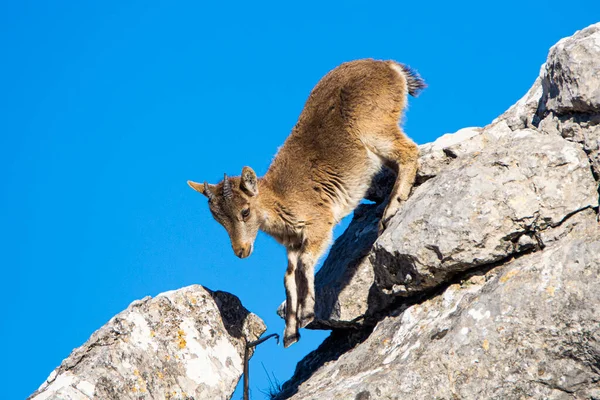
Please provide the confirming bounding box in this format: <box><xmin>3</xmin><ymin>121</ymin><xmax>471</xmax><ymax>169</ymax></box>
<box><xmin>236</xmin><ymin>243</ymin><xmax>252</xmax><ymax>259</ymax></box>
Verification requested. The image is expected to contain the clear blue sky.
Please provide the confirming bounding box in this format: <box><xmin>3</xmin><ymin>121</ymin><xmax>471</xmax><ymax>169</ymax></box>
<box><xmin>1</xmin><ymin>1</ymin><xmax>597</xmax><ymax>398</ymax></box>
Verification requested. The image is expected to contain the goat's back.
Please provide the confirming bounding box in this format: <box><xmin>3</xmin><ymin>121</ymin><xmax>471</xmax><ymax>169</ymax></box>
<box><xmin>264</xmin><ymin>59</ymin><xmax>414</xmax><ymax>222</ymax></box>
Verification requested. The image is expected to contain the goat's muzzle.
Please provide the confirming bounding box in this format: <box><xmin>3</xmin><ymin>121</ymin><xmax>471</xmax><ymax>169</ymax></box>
<box><xmin>235</xmin><ymin>243</ymin><xmax>253</xmax><ymax>259</ymax></box>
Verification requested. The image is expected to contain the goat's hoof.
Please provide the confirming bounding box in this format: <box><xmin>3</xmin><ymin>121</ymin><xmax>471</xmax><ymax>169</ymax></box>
<box><xmin>298</xmin><ymin>312</ymin><xmax>315</xmax><ymax>328</ymax></box>
<box><xmin>283</xmin><ymin>332</ymin><xmax>300</xmax><ymax>348</ymax></box>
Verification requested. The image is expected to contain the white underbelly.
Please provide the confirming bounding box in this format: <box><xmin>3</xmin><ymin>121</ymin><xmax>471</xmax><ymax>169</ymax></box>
<box><xmin>330</xmin><ymin>149</ymin><xmax>383</xmax><ymax>222</ymax></box>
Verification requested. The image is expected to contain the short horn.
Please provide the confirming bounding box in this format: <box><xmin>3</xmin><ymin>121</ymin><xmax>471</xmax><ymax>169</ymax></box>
<box><xmin>204</xmin><ymin>182</ymin><xmax>216</xmax><ymax>202</ymax></box>
<box><xmin>222</xmin><ymin>173</ymin><xmax>233</xmax><ymax>199</ymax></box>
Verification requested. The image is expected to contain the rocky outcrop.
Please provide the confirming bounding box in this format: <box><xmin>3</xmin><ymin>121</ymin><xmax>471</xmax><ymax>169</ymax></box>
<box><xmin>281</xmin><ymin>212</ymin><xmax>600</xmax><ymax>399</ymax></box>
<box><xmin>501</xmin><ymin>23</ymin><xmax>600</xmax><ymax>180</ymax></box>
<box><xmin>30</xmin><ymin>285</ymin><xmax>265</xmax><ymax>400</ymax></box>
<box><xmin>277</xmin><ymin>23</ymin><xmax>600</xmax><ymax>399</ymax></box>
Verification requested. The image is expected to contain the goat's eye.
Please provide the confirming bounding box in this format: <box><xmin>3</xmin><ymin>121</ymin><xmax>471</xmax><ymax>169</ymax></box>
<box><xmin>241</xmin><ymin>208</ymin><xmax>250</xmax><ymax>219</ymax></box>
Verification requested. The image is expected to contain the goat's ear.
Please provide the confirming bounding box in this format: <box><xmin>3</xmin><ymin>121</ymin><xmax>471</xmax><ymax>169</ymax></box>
<box><xmin>240</xmin><ymin>166</ymin><xmax>258</xmax><ymax>196</ymax></box>
<box><xmin>187</xmin><ymin>180</ymin><xmax>215</xmax><ymax>199</ymax></box>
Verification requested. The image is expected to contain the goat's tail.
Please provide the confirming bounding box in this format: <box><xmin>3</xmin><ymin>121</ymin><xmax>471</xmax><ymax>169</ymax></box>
<box><xmin>389</xmin><ymin>62</ymin><xmax>427</xmax><ymax>97</ymax></box>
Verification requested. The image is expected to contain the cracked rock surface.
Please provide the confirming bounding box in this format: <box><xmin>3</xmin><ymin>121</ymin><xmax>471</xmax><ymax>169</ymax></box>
<box><xmin>29</xmin><ymin>285</ymin><xmax>265</xmax><ymax>400</ymax></box>
<box><xmin>281</xmin><ymin>211</ymin><xmax>600</xmax><ymax>399</ymax></box>
<box><xmin>373</xmin><ymin>128</ymin><xmax>596</xmax><ymax>298</ymax></box>
<box><xmin>277</xmin><ymin>22</ymin><xmax>600</xmax><ymax>399</ymax></box>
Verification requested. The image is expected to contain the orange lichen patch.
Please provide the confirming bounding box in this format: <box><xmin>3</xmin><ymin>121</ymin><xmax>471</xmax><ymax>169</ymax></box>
<box><xmin>150</xmin><ymin>330</ymin><xmax>156</xmax><ymax>337</ymax></box>
<box><xmin>482</xmin><ymin>339</ymin><xmax>489</xmax><ymax>351</ymax></box>
<box><xmin>184</xmin><ymin>292</ymin><xmax>198</xmax><ymax>305</ymax></box>
<box><xmin>157</xmin><ymin>371</ymin><xmax>164</xmax><ymax>379</ymax></box>
<box><xmin>177</xmin><ymin>329</ymin><xmax>187</xmax><ymax>349</ymax></box>
<box><xmin>131</xmin><ymin>369</ymin><xmax>148</xmax><ymax>393</ymax></box>
<box><xmin>546</xmin><ymin>286</ymin><xmax>556</xmax><ymax>297</ymax></box>
<box><xmin>164</xmin><ymin>354</ymin><xmax>171</xmax><ymax>361</ymax></box>
<box><xmin>500</xmin><ymin>269</ymin><xmax>519</xmax><ymax>283</ymax></box>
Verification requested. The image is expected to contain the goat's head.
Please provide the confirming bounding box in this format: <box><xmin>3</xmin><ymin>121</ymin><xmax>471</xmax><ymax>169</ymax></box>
<box><xmin>188</xmin><ymin>166</ymin><xmax>260</xmax><ymax>259</ymax></box>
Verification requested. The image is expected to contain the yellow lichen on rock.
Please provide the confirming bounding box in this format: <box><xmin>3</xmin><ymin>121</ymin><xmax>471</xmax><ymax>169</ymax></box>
<box><xmin>482</xmin><ymin>339</ymin><xmax>489</xmax><ymax>351</ymax></box>
<box><xmin>500</xmin><ymin>269</ymin><xmax>518</xmax><ymax>283</ymax></box>
<box><xmin>177</xmin><ymin>329</ymin><xmax>187</xmax><ymax>349</ymax></box>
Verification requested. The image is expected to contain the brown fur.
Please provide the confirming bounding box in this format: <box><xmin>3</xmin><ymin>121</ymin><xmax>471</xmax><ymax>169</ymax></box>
<box><xmin>189</xmin><ymin>59</ymin><xmax>424</xmax><ymax>347</ymax></box>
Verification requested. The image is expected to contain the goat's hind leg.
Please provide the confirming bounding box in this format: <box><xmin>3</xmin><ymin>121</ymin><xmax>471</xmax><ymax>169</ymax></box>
<box><xmin>375</xmin><ymin>126</ymin><xmax>419</xmax><ymax>232</ymax></box>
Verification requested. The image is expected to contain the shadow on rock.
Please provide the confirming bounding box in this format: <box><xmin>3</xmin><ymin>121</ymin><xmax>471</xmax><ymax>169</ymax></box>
<box><xmin>274</xmin><ymin>327</ymin><xmax>374</xmax><ymax>399</ymax></box>
<box><xmin>207</xmin><ymin>288</ymin><xmax>252</xmax><ymax>339</ymax></box>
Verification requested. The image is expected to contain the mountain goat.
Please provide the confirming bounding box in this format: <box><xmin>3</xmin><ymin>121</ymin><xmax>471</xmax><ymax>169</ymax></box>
<box><xmin>188</xmin><ymin>59</ymin><xmax>425</xmax><ymax>347</ymax></box>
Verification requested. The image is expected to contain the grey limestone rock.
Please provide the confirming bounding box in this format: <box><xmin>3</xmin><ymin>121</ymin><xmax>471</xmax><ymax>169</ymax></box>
<box><xmin>543</xmin><ymin>24</ymin><xmax>600</xmax><ymax>115</ymax></box>
<box><xmin>373</xmin><ymin>129</ymin><xmax>597</xmax><ymax>298</ymax></box>
<box><xmin>30</xmin><ymin>285</ymin><xmax>266</xmax><ymax>400</ymax></box>
<box><xmin>500</xmin><ymin>22</ymin><xmax>600</xmax><ymax>179</ymax></box>
<box><xmin>280</xmin><ymin>210</ymin><xmax>600</xmax><ymax>399</ymax></box>
<box><xmin>498</xmin><ymin>23</ymin><xmax>600</xmax><ymax>129</ymax></box>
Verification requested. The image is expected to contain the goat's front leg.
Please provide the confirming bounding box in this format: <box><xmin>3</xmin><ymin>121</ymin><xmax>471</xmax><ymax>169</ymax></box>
<box><xmin>296</xmin><ymin>254</ymin><xmax>315</xmax><ymax>329</ymax></box>
<box><xmin>283</xmin><ymin>251</ymin><xmax>300</xmax><ymax>348</ymax></box>
<box><xmin>296</xmin><ymin>233</ymin><xmax>331</xmax><ymax>329</ymax></box>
